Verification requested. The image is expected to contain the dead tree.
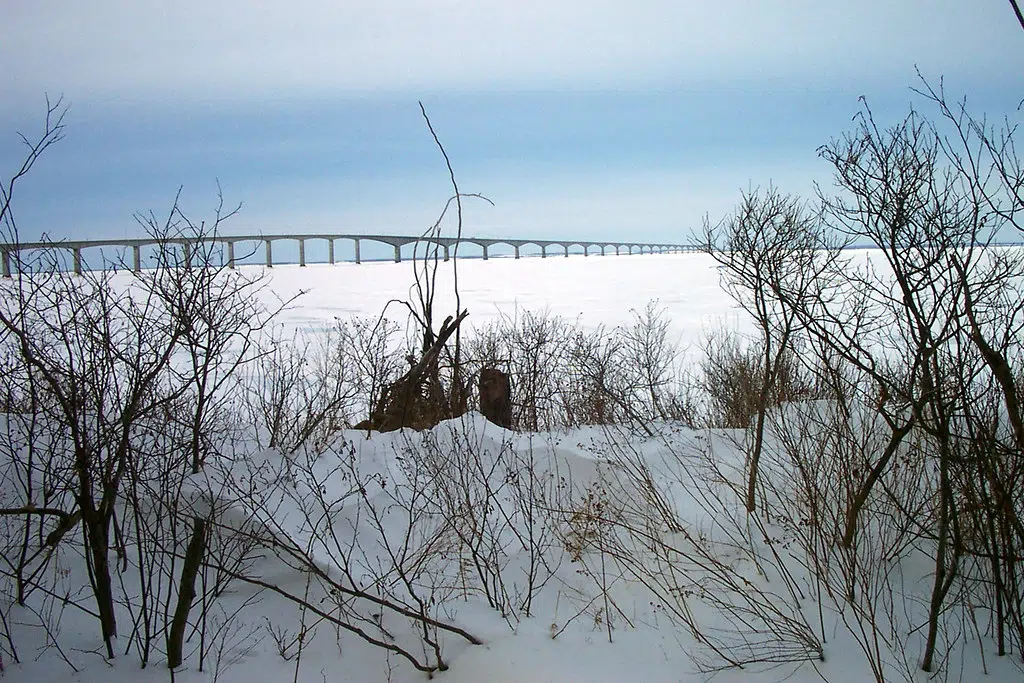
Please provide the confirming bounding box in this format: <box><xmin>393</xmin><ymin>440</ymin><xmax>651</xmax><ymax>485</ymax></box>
<box><xmin>359</xmin><ymin>310</ymin><xmax>469</xmax><ymax>431</ymax></box>
<box><xmin>356</xmin><ymin>104</ymin><xmax>490</xmax><ymax>432</ymax></box>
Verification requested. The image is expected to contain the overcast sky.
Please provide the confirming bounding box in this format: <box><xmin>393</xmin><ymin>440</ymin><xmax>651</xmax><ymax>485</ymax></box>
<box><xmin>2</xmin><ymin>1</ymin><xmax>1022</xmax><ymax>247</ymax></box>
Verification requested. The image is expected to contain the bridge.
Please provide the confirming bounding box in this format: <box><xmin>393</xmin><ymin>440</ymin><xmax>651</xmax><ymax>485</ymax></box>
<box><xmin>0</xmin><ymin>232</ymin><xmax>698</xmax><ymax>276</ymax></box>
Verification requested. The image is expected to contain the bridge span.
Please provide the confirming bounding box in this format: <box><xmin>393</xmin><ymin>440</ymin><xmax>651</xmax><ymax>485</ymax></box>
<box><xmin>0</xmin><ymin>232</ymin><xmax>698</xmax><ymax>276</ymax></box>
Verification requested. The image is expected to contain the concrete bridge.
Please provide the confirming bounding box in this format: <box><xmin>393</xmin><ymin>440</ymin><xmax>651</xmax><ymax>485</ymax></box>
<box><xmin>0</xmin><ymin>232</ymin><xmax>698</xmax><ymax>276</ymax></box>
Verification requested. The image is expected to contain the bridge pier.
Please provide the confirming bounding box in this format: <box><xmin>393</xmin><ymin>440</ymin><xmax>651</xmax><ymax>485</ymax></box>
<box><xmin>393</xmin><ymin>245</ymin><xmax>401</xmax><ymax>263</ymax></box>
<box><xmin>265</xmin><ymin>240</ymin><xmax>273</xmax><ymax>268</ymax></box>
<box><xmin>354</xmin><ymin>239</ymin><xmax>361</xmax><ymax>264</ymax></box>
<box><xmin>73</xmin><ymin>248</ymin><xmax>82</xmax><ymax>275</ymax></box>
<box><xmin>1</xmin><ymin>249</ymin><xmax>9</xmax><ymax>278</ymax></box>
<box><xmin>227</xmin><ymin>241</ymin><xmax>235</xmax><ymax>269</ymax></box>
<box><xmin>299</xmin><ymin>239</ymin><xmax>306</xmax><ymax>267</ymax></box>
<box><xmin>514</xmin><ymin>245</ymin><xmax>520</xmax><ymax>259</ymax></box>
<box><xmin>482</xmin><ymin>245</ymin><xmax>489</xmax><ymax>260</ymax></box>
<box><xmin>133</xmin><ymin>245</ymin><xmax>141</xmax><ymax>272</ymax></box>
<box><xmin>563</xmin><ymin>245</ymin><xmax>569</xmax><ymax>258</ymax></box>
<box><xmin>328</xmin><ymin>238</ymin><xmax>335</xmax><ymax>265</ymax></box>
<box><xmin>583</xmin><ymin>245</ymin><xmax>589</xmax><ymax>257</ymax></box>
<box><xmin>444</xmin><ymin>245</ymin><xmax>450</xmax><ymax>262</ymax></box>
<box><xmin>541</xmin><ymin>245</ymin><xmax>547</xmax><ymax>258</ymax></box>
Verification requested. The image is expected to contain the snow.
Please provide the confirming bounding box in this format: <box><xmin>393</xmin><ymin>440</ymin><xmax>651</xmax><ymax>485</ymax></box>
<box><xmin>2</xmin><ymin>253</ymin><xmax>1020</xmax><ymax>683</ymax></box>
<box><xmin>258</xmin><ymin>252</ymin><xmax>744</xmax><ymax>343</ymax></box>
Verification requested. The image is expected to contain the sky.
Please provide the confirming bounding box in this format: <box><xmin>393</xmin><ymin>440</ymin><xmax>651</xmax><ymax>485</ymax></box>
<box><xmin>1</xmin><ymin>1</ymin><xmax>1023</xmax><ymax>250</ymax></box>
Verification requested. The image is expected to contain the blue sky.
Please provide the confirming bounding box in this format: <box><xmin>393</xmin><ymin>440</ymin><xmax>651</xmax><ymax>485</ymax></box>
<box><xmin>2</xmin><ymin>1</ymin><xmax>1022</xmax><ymax>249</ymax></box>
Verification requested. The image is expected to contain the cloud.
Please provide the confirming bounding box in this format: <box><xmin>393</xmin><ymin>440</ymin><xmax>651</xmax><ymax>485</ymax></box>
<box><xmin>4</xmin><ymin>1</ymin><xmax>1019</xmax><ymax>102</ymax></box>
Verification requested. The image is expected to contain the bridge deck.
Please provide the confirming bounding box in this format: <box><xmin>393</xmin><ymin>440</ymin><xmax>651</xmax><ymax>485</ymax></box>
<box><xmin>0</xmin><ymin>232</ymin><xmax>699</xmax><ymax>276</ymax></box>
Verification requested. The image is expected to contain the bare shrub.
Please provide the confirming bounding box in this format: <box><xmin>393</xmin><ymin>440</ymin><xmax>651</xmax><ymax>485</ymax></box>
<box><xmin>465</xmin><ymin>309</ymin><xmax>574</xmax><ymax>431</ymax></box>
<box><xmin>697</xmin><ymin>80</ymin><xmax>1024</xmax><ymax>678</ymax></box>
<box><xmin>244</xmin><ymin>323</ymin><xmax>369</xmax><ymax>453</ymax></box>
<box><xmin>699</xmin><ymin>325</ymin><xmax>818</xmax><ymax>430</ymax></box>
<box><xmin>699</xmin><ymin>327</ymin><xmax>763</xmax><ymax>429</ymax></box>
<box><xmin>701</xmin><ymin>187</ymin><xmax>840</xmax><ymax>512</ymax></box>
<box><xmin>0</xmin><ymin>113</ymin><xmax>286</xmax><ymax>668</ymax></box>
<box><xmin>762</xmin><ymin>398</ymin><xmax>931</xmax><ymax>683</ymax></box>
<box><xmin>585</xmin><ymin>429</ymin><xmax>824</xmax><ymax>669</ymax></box>
<box><xmin>465</xmin><ymin>304</ymin><xmax>691</xmax><ymax>431</ymax></box>
<box><xmin>198</xmin><ymin>430</ymin><xmax>483</xmax><ymax>676</ymax></box>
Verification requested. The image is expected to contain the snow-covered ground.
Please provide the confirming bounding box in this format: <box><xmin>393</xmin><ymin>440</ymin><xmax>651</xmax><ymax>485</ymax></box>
<box><xmin>2</xmin><ymin>253</ymin><xmax>1019</xmax><ymax>683</ymax></box>
<box><xmin>258</xmin><ymin>252</ymin><xmax>741</xmax><ymax>338</ymax></box>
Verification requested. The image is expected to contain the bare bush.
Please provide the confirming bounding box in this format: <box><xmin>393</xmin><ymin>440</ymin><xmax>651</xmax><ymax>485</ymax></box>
<box><xmin>465</xmin><ymin>310</ymin><xmax>574</xmax><ymax>431</ymax></box>
<box><xmin>699</xmin><ymin>325</ymin><xmax>820</xmax><ymax>426</ymax></box>
<box><xmin>581</xmin><ymin>429</ymin><xmax>824</xmax><ymax>669</ymax></box>
<box><xmin>701</xmin><ymin>186</ymin><xmax>840</xmax><ymax>512</ymax></box>
<box><xmin>466</xmin><ymin>305</ymin><xmax>692</xmax><ymax>432</ymax></box>
<box><xmin>697</xmin><ymin>81</ymin><xmax>1024</xmax><ymax>677</ymax></box>
<box><xmin>0</xmin><ymin>114</ymin><xmax>286</xmax><ymax>668</ymax></box>
<box><xmin>197</xmin><ymin>429</ymin><xmax>483</xmax><ymax>676</ymax></box>
<box><xmin>244</xmin><ymin>322</ymin><xmax>370</xmax><ymax>453</ymax></box>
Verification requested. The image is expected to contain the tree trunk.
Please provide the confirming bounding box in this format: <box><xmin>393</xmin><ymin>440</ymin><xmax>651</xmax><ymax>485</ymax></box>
<box><xmin>167</xmin><ymin>517</ymin><xmax>207</xmax><ymax>669</ymax></box>
<box><xmin>85</xmin><ymin>515</ymin><xmax>118</xmax><ymax>658</ymax></box>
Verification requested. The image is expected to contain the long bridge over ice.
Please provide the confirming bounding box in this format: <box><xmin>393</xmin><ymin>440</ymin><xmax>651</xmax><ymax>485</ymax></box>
<box><xmin>0</xmin><ymin>232</ymin><xmax>698</xmax><ymax>277</ymax></box>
